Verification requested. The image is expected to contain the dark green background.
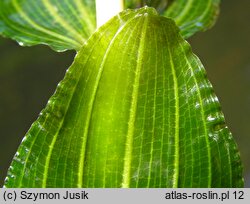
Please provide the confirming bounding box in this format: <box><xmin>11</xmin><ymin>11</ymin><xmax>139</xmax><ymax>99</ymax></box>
<box><xmin>0</xmin><ymin>0</ymin><xmax>249</xmax><ymax>187</ymax></box>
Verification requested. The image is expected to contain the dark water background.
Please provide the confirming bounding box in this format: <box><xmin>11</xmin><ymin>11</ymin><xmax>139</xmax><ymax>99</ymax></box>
<box><xmin>0</xmin><ymin>0</ymin><xmax>249</xmax><ymax>187</ymax></box>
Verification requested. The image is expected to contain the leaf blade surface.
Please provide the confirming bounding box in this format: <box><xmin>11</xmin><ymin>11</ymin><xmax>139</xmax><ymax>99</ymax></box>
<box><xmin>0</xmin><ymin>0</ymin><xmax>96</xmax><ymax>51</ymax></box>
<box><xmin>125</xmin><ymin>0</ymin><xmax>220</xmax><ymax>38</ymax></box>
<box><xmin>164</xmin><ymin>0</ymin><xmax>220</xmax><ymax>38</ymax></box>
<box><xmin>4</xmin><ymin>7</ymin><xmax>243</xmax><ymax>188</ymax></box>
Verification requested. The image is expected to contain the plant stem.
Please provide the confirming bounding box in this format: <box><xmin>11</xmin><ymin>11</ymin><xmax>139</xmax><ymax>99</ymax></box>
<box><xmin>96</xmin><ymin>0</ymin><xmax>124</xmax><ymax>28</ymax></box>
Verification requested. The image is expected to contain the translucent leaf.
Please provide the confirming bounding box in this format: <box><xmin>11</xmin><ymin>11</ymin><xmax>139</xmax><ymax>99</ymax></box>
<box><xmin>125</xmin><ymin>0</ymin><xmax>220</xmax><ymax>38</ymax></box>
<box><xmin>4</xmin><ymin>7</ymin><xmax>243</xmax><ymax>187</ymax></box>
<box><xmin>0</xmin><ymin>0</ymin><xmax>96</xmax><ymax>51</ymax></box>
<box><xmin>164</xmin><ymin>0</ymin><xmax>220</xmax><ymax>38</ymax></box>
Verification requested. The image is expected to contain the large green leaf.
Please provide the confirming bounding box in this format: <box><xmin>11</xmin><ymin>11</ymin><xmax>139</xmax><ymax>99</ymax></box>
<box><xmin>164</xmin><ymin>0</ymin><xmax>220</xmax><ymax>38</ymax></box>
<box><xmin>4</xmin><ymin>7</ymin><xmax>243</xmax><ymax>187</ymax></box>
<box><xmin>0</xmin><ymin>0</ymin><xmax>96</xmax><ymax>51</ymax></box>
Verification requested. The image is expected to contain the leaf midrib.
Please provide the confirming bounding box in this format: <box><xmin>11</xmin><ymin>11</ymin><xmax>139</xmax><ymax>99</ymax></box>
<box><xmin>164</xmin><ymin>25</ymin><xmax>180</xmax><ymax>188</ymax></box>
<box><xmin>122</xmin><ymin>14</ymin><xmax>149</xmax><ymax>188</ymax></box>
<box><xmin>77</xmin><ymin>14</ymin><xmax>147</xmax><ymax>188</ymax></box>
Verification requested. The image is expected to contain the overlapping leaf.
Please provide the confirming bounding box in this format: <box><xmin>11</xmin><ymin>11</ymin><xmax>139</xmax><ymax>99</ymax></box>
<box><xmin>164</xmin><ymin>0</ymin><xmax>220</xmax><ymax>38</ymax></box>
<box><xmin>125</xmin><ymin>0</ymin><xmax>220</xmax><ymax>39</ymax></box>
<box><xmin>4</xmin><ymin>7</ymin><xmax>243</xmax><ymax>188</ymax></box>
<box><xmin>0</xmin><ymin>0</ymin><xmax>96</xmax><ymax>51</ymax></box>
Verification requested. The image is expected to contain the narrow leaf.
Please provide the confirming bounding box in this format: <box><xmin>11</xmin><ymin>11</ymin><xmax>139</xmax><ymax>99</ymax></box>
<box><xmin>164</xmin><ymin>0</ymin><xmax>220</xmax><ymax>38</ymax></box>
<box><xmin>0</xmin><ymin>0</ymin><xmax>96</xmax><ymax>51</ymax></box>
<box><xmin>4</xmin><ymin>7</ymin><xmax>243</xmax><ymax>188</ymax></box>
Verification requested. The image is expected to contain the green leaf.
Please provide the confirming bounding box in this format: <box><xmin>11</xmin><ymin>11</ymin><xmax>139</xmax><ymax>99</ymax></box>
<box><xmin>125</xmin><ymin>0</ymin><xmax>220</xmax><ymax>38</ymax></box>
<box><xmin>164</xmin><ymin>0</ymin><xmax>220</xmax><ymax>38</ymax></box>
<box><xmin>0</xmin><ymin>0</ymin><xmax>96</xmax><ymax>51</ymax></box>
<box><xmin>4</xmin><ymin>7</ymin><xmax>243</xmax><ymax>187</ymax></box>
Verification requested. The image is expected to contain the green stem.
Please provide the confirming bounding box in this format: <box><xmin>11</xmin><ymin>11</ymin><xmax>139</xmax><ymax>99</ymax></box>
<box><xmin>96</xmin><ymin>0</ymin><xmax>124</xmax><ymax>28</ymax></box>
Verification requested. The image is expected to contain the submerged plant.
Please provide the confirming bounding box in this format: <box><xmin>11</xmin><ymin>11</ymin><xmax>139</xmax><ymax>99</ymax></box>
<box><xmin>0</xmin><ymin>0</ymin><xmax>243</xmax><ymax>187</ymax></box>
